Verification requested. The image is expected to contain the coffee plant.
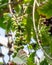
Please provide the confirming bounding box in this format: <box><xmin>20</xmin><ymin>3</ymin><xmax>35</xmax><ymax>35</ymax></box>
<box><xmin>0</xmin><ymin>0</ymin><xmax>52</xmax><ymax>65</ymax></box>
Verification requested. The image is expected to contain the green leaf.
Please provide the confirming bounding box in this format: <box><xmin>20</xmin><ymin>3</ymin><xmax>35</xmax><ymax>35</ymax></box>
<box><xmin>13</xmin><ymin>49</ymin><xmax>27</xmax><ymax>64</ymax></box>
<box><xmin>26</xmin><ymin>16</ymin><xmax>33</xmax><ymax>42</ymax></box>
<box><xmin>29</xmin><ymin>52</ymin><xmax>35</xmax><ymax>62</ymax></box>
<box><xmin>37</xmin><ymin>2</ymin><xmax>52</xmax><ymax>18</ymax></box>
<box><xmin>27</xmin><ymin>52</ymin><xmax>36</xmax><ymax>65</ymax></box>
<box><xmin>40</xmin><ymin>59</ymin><xmax>48</xmax><ymax>65</ymax></box>
<box><xmin>0</xmin><ymin>17</ymin><xmax>6</xmax><ymax>29</ymax></box>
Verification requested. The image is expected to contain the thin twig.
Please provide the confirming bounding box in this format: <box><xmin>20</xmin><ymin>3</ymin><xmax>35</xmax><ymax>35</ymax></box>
<box><xmin>32</xmin><ymin>0</ymin><xmax>52</xmax><ymax>60</ymax></box>
<box><xmin>8</xmin><ymin>0</ymin><xmax>28</xmax><ymax>24</ymax></box>
<box><xmin>8</xmin><ymin>0</ymin><xmax>19</xmax><ymax>24</ymax></box>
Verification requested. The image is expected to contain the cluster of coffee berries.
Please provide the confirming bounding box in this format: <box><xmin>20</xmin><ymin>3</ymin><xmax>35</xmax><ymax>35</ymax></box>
<box><xmin>43</xmin><ymin>17</ymin><xmax>52</xmax><ymax>35</ymax></box>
